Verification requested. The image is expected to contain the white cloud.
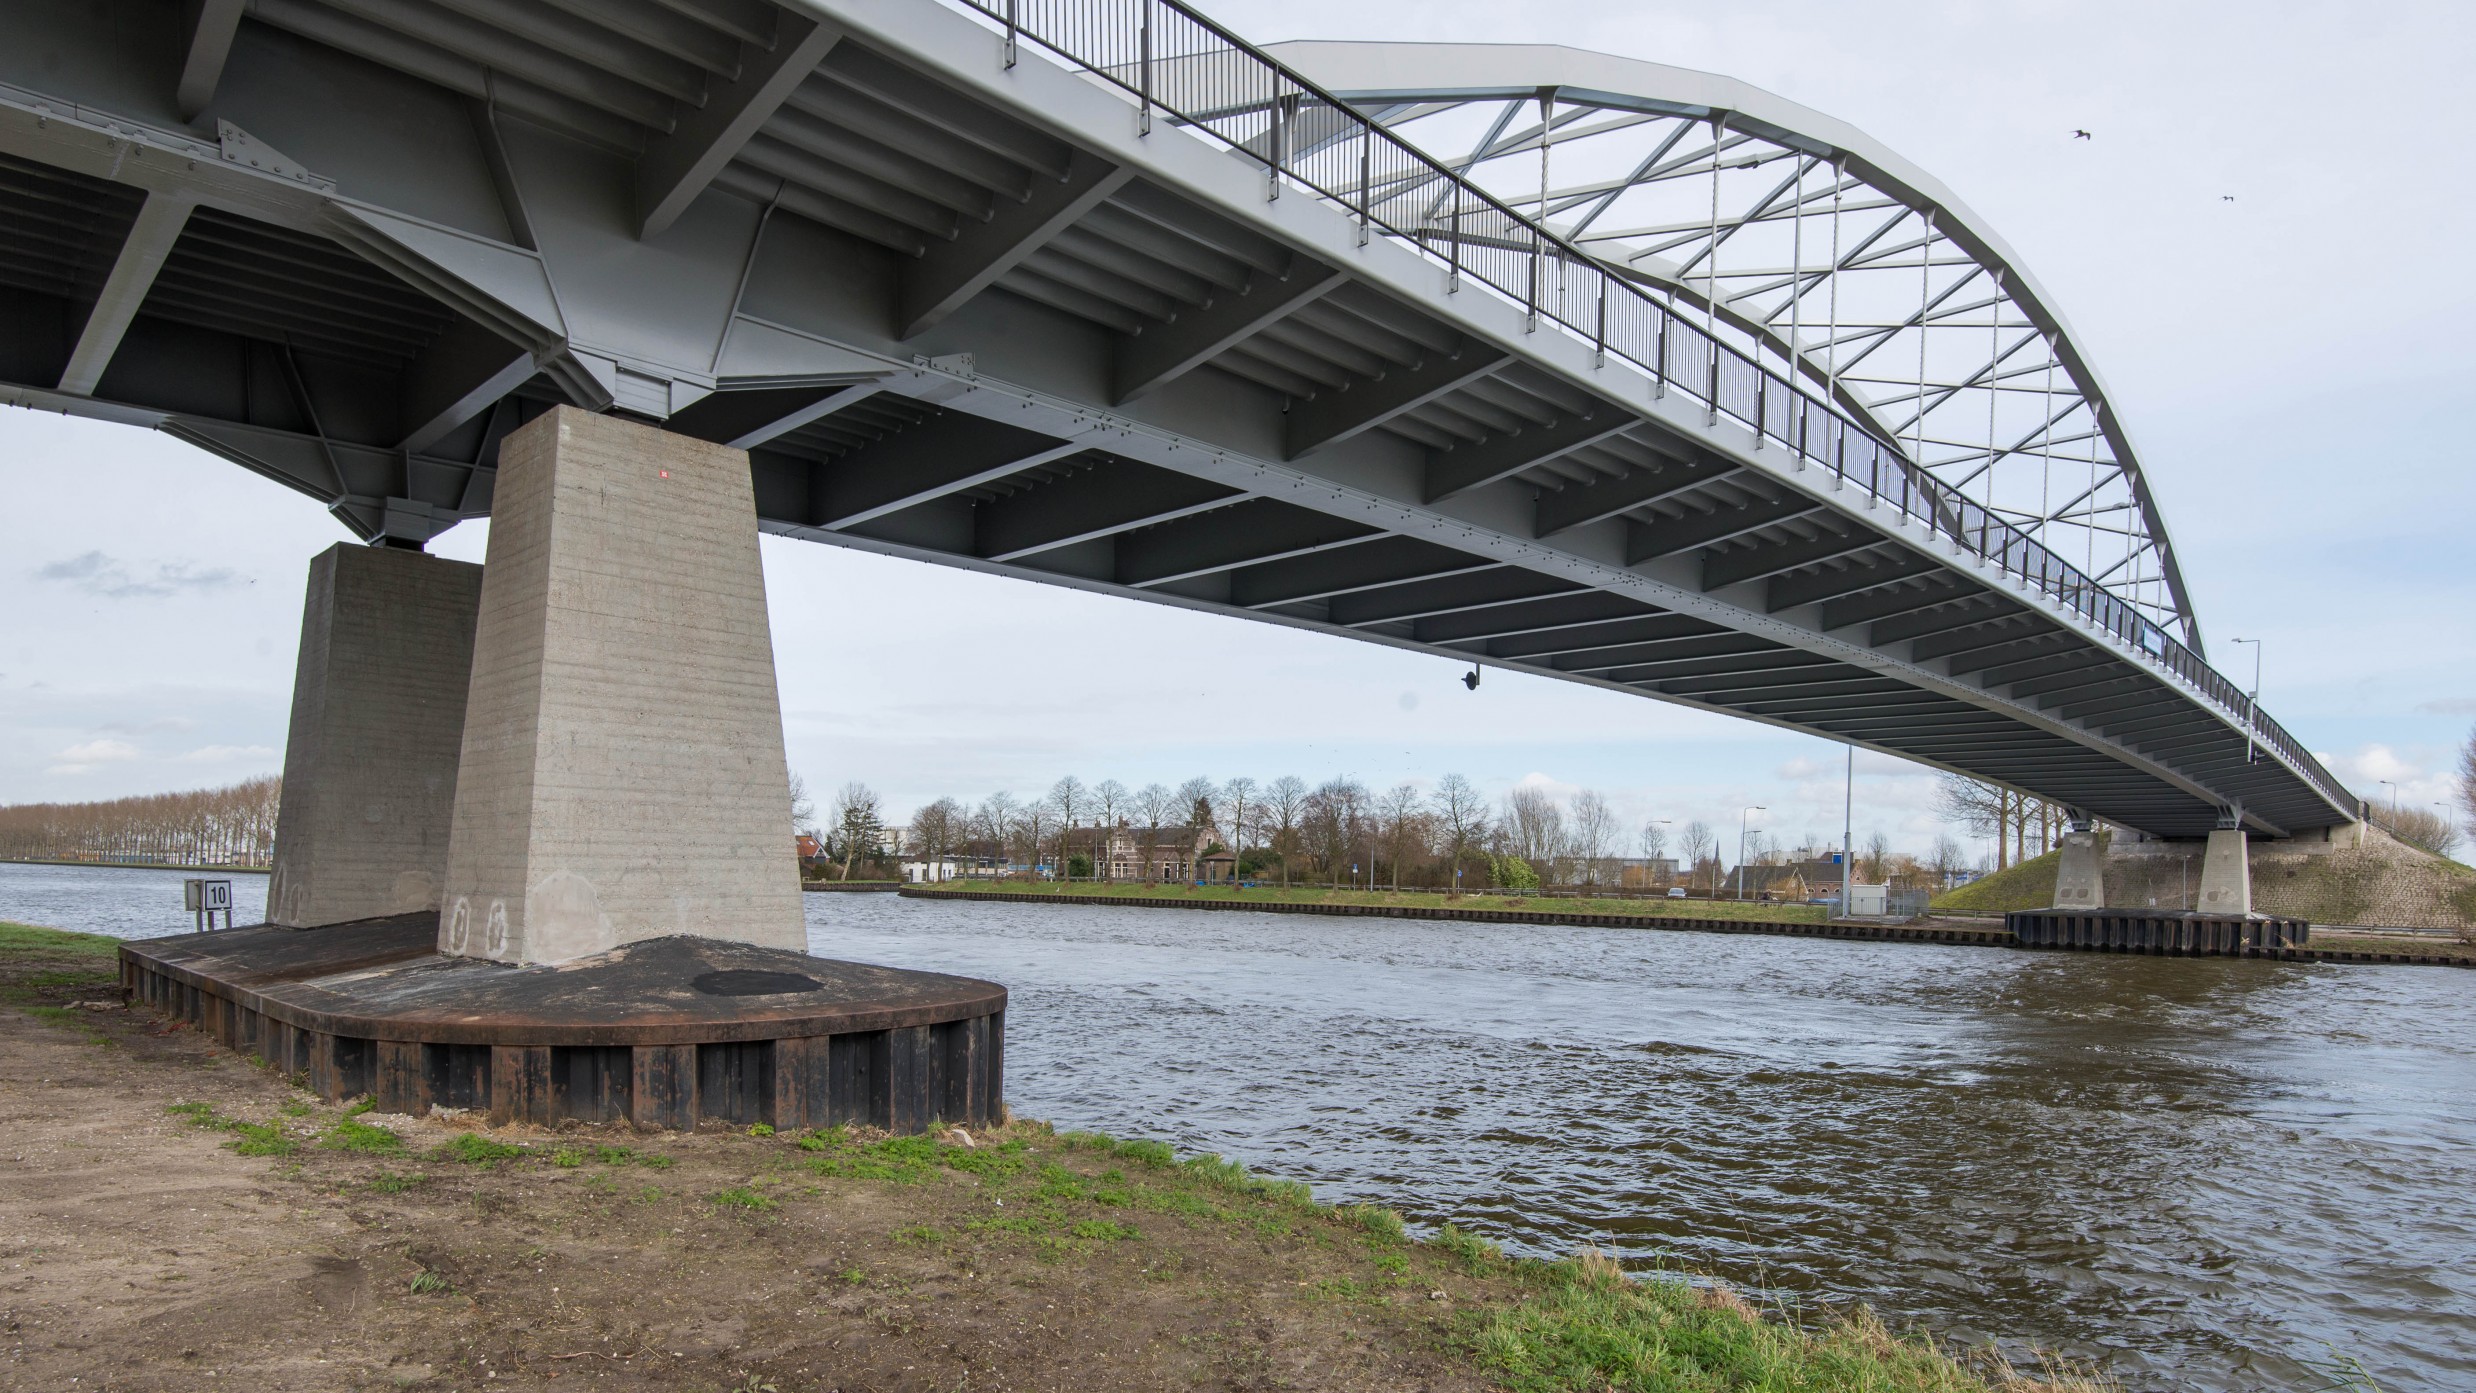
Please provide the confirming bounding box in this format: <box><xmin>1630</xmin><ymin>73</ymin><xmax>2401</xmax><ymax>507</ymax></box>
<box><xmin>47</xmin><ymin>737</ymin><xmax>141</xmax><ymax>775</ymax></box>
<box><xmin>34</xmin><ymin>550</ymin><xmax>246</xmax><ymax>599</ymax></box>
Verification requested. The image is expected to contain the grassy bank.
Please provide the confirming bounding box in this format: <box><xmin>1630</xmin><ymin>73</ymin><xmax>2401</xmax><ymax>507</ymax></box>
<box><xmin>914</xmin><ymin>880</ymin><xmax>1831</xmax><ymax>925</ymax></box>
<box><xmin>0</xmin><ymin>919</ymin><xmax>2097</xmax><ymax>1391</ymax></box>
<box><xmin>1931</xmin><ymin>854</ymin><xmax>2062</xmax><ymax>915</ymax></box>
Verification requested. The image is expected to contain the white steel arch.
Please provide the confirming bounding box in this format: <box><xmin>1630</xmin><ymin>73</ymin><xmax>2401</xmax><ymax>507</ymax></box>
<box><xmin>1265</xmin><ymin>41</ymin><xmax>2202</xmax><ymax>652</ymax></box>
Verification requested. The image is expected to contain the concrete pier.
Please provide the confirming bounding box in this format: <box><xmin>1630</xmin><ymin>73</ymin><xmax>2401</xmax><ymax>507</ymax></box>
<box><xmin>266</xmin><ymin>545</ymin><xmax>482</xmax><ymax>928</ymax></box>
<box><xmin>2196</xmin><ymin>828</ymin><xmax>2252</xmax><ymax>917</ymax></box>
<box><xmin>441</xmin><ymin>406</ymin><xmax>805</xmax><ymax>965</ymax></box>
<box><xmin>2052</xmin><ymin>828</ymin><xmax>2107</xmax><ymax>911</ymax></box>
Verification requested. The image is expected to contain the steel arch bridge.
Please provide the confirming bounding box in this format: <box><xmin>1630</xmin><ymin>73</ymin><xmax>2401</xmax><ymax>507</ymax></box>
<box><xmin>0</xmin><ymin>0</ymin><xmax>2355</xmax><ymax>839</ymax></box>
<box><xmin>1271</xmin><ymin>41</ymin><xmax>2199</xmax><ymax>650</ymax></box>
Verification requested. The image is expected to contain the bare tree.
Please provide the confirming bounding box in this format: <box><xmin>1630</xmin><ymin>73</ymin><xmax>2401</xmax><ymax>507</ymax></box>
<box><xmin>1093</xmin><ymin>778</ymin><xmax>1128</xmax><ymax>879</ymax></box>
<box><xmin>1263</xmin><ymin>775</ymin><xmax>1308</xmax><ymax>887</ymax></box>
<box><xmin>1569</xmin><ymin>789</ymin><xmax>1619</xmax><ymax>888</ymax></box>
<box><xmin>1222</xmin><ymin>777</ymin><xmax>1259</xmax><ymax>867</ymax></box>
<box><xmin>1500</xmin><ymin>786</ymin><xmax>1565</xmax><ymax>879</ymax></box>
<box><xmin>1176</xmin><ymin>777</ymin><xmax>1219</xmax><ymax>843</ymax></box>
<box><xmin>1863</xmin><ymin>829</ymin><xmax>1892</xmax><ymax>885</ymax></box>
<box><xmin>1017</xmin><ymin>797</ymin><xmax>1053</xmax><ymax>879</ymax></box>
<box><xmin>908</xmin><ymin>798</ymin><xmax>963</xmax><ymax>880</ymax></box>
<box><xmin>829</xmin><ymin>782</ymin><xmax>883</xmax><ymax>882</ymax></box>
<box><xmin>976</xmin><ymin>792</ymin><xmax>1020</xmax><ymax>873</ymax></box>
<box><xmin>2460</xmin><ymin>727</ymin><xmax>2476</xmax><ymax>833</ymax></box>
<box><xmin>1133</xmin><ymin>782</ymin><xmax>1176</xmax><ymax>882</ymax></box>
<box><xmin>1376</xmin><ymin>782</ymin><xmax>1425</xmax><ymax>891</ymax></box>
<box><xmin>1046</xmin><ymin>776</ymin><xmax>1087</xmax><ymax>878</ymax></box>
<box><xmin>2372</xmin><ymin>803</ymin><xmax>2460</xmax><ymax>857</ymax></box>
<box><xmin>1930</xmin><ymin>834</ymin><xmax>1965</xmax><ymax>888</ymax></box>
<box><xmin>787</xmin><ymin>772</ymin><xmax>817</xmax><ymax>839</ymax></box>
<box><xmin>1433</xmin><ymin>773</ymin><xmax>1488</xmax><ymax>898</ymax></box>
<box><xmin>1679</xmin><ymin>820</ymin><xmax>1718</xmax><ymax>894</ymax></box>
<box><xmin>1639</xmin><ymin>817</ymin><xmax>1669</xmax><ymax>867</ymax></box>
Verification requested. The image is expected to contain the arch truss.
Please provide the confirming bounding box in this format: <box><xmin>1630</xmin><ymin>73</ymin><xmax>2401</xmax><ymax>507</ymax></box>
<box><xmin>1267</xmin><ymin>42</ymin><xmax>2201</xmax><ymax>651</ymax></box>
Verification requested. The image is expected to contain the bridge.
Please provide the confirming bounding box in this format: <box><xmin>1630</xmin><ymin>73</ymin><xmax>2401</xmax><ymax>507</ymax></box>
<box><xmin>8</xmin><ymin>0</ymin><xmax>2356</xmax><ymax>981</ymax></box>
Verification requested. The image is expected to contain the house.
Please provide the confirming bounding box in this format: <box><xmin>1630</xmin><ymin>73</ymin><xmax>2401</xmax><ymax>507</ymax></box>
<box><xmin>1792</xmin><ymin>857</ymin><xmax>1846</xmax><ymax>898</ymax></box>
<box><xmin>1061</xmin><ymin>823</ymin><xmax>1212</xmax><ymax>881</ymax></box>
<box><xmin>795</xmin><ymin>834</ymin><xmax>824</xmax><ymax>862</ymax></box>
<box><xmin>1731</xmin><ymin>863</ymin><xmax>1812</xmax><ymax>901</ymax></box>
<box><xmin>1198</xmin><ymin>851</ymin><xmax>1239</xmax><ymax>884</ymax></box>
<box><xmin>900</xmin><ymin>857</ymin><xmax>964</xmax><ymax>883</ymax></box>
<box><xmin>1618</xmin><ymin>857</ymin><xmax>1679</xmax><ymax>888</ymax></box>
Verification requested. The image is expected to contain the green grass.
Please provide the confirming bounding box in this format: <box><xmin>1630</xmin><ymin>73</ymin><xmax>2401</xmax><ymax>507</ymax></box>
<box><xmin>710</xmin><ymin>1186</ymin><xmax>777</xmax><ymax>1212</ymax></box>
<box><xmin>911</xmin><ymin>882</ymin><xmax>1828</xmax><ymax>925</ymax></box>
<box><xmin>368</xmin><ymin>1171</ymin><xmax>427</xmax><ymax>1194</ymax></box>
<box><xmin>435</xmin><ymin>1133</ymin><xmax>527</xmax><ymax>1165</ymax></box>
<box><xmin>225</xmin><ymin>1120</ymin><xmax>298</xmax><ymax>1156</ymax></box>
<box><xmin>0</xmin><ymin>921</ymin><xmax>122</xmax><ymax>959</ymax></box>
<box><xmin>1469</xmin><ymin>1251</ymin><xmax>2100</xmax><ymax>1393</ymax></box>
<box><xmin>1930</xmin><ymin>852</ymin><xmax>2062</xmax><ymax>915</ymax></box>
<box><xmin>322</xmin><ymin>1118</ymin><xmax>406</xmax><ymax>1154</ymax></box>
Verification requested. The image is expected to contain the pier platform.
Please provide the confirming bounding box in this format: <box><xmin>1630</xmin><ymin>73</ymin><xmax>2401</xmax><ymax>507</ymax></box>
<box><xmin>119</xmin><ymin>916</ymin><xmax>1003</xmax><ymax>1133</ymax></box>
<box><xmin>2007</xmin><ymin>909</ymin><xmax>2309</xmax><ymax>955</ymax></box>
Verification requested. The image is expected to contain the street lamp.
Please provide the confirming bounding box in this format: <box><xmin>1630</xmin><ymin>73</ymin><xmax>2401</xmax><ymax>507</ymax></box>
<box><xmin>2228</xmin><ymin>637</ymin><xmax>2262</xmax><ymax>763</ymax></box>
<box><xmin>1736</xmin><ymin>805</ymin><xmax>1766</xmax><ymax>900</ymax></box>
<box><xmin>2379</xmin><ymin>779</ymin><xmax>2398</xmax><ymax>822</ymax></box>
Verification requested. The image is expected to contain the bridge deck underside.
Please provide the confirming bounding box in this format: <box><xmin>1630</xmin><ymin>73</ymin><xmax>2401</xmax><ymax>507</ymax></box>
<box><xmin>0</xmin><ymin>0</ymin><xmax>2349</xmax><ymax>839</ymax></box>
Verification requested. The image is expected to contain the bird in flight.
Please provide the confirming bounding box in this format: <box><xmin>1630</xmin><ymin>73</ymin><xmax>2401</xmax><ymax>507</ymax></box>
<box><xmin>2221</xmin><ymin>195</ymin><xmax>2236</xmax><ymax>202</ymax></box>
<box><xmin>2072</xmin><ymin>129</ymin><xmax>2092</xmax><ymax>140</ymax></box>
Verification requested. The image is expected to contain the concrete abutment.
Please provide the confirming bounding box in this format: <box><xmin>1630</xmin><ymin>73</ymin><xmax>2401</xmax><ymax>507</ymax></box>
<box><xmin>266</xmin><ymin>544</ymin><xmax>481</xmax><ymax>928</ymax></box>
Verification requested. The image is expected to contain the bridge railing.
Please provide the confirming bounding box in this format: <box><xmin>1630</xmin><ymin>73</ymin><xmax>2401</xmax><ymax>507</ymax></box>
<box><xmin>946</xmin><ymin>0</ymin><xmax>2356</xmax><ymax>817</ymax></box>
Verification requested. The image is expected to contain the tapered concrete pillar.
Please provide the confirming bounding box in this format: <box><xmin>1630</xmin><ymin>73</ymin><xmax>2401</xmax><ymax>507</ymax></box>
<box><xmin>439</xmin><ymin>406</ymin><xmax>803</xmax><ymax>965</ymax></box>
<box><xmin>267</xmin><ymin>545</ymin><xmax>482</xmax><ymax>928</ymax></box>
<box><xmin>2196</xmin><ymin>828</ymin><xmax>2251</xmax><ymax>916</ymax></box>
<box><xmin>2052</xmin><ymin>828</ymin><xmax>2106</xmax><ymax>910</ymax></box>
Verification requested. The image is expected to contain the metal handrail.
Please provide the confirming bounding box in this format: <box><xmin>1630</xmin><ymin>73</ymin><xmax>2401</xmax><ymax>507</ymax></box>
<box><xmin>950</xmin><ymin>0</ymin><xmax>2354</xmax><ymax>817</ymax></box>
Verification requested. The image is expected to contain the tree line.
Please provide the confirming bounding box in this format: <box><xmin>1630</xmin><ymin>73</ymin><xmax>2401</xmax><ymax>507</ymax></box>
<box><xmin>801</xmin><ymin>772</ymin><xmax>1967</xmax><ymax>895</ymax></box>
<box><xmin>0</xmin><ymin>776</ymin><xmax>282</xmax><ymax>867</ymax></box>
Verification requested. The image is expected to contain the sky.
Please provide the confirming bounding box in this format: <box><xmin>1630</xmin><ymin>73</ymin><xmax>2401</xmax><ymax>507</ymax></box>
<box><xmin>3</xmin><ymin>0</ymin><xmax>2471</xmax><ymax>863</ymax></box>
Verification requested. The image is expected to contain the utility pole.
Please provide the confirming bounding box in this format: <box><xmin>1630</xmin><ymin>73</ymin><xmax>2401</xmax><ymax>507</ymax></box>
<box><xmin>1840</xmin><ymin>744</ymin><xmax>1854</xmax><ymax>916</ymax></box>
<box><xmin>1737</xmin><ymin>805</ymin><xmax>1765</xmax><ymax>900</ymax></box>
<box><xmin>2230</xmin><ymin>637</ymin><xmax>2262</xmax><ymax>764</ymax></box>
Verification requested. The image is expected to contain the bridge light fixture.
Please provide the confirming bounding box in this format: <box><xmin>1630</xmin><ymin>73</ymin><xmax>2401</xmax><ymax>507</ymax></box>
<box><xmin>1462</xmin><ymin>665</ymin><xmax>1481</xmax><ymax>691</ymax></box>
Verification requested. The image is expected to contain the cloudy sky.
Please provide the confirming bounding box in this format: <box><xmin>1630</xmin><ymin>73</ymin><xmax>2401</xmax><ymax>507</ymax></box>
<box><xmin>3</xmin><ymin>0</ymin><xmax>2470</xmax><ymax>860</ymax></box>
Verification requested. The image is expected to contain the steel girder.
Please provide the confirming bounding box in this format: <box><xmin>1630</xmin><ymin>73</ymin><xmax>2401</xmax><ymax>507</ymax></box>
<box><xmin>0</xmin><ymin>0</ymin><xmax>2354</xmax><ymax>838</ymax></box>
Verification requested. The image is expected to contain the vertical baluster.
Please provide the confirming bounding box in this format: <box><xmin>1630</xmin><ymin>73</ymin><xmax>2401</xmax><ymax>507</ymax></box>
<box><xmin>1003</xmin><ymin>0</ymin><xmax>1017</xmax><ymax>70</ymax></box>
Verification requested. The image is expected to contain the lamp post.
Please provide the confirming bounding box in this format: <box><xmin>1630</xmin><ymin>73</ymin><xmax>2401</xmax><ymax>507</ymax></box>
<box><xmin>2229</xmin><ymin>637</ymin><xmax>2262</xmax><ymax>764</ymax></box>
<box><xmin>2379</xmin><ymin>779</ymin><xmax>2398</xmax><ymax>823</ymax></box>
<box><xmin>1736</xmin><ymin>805</ymin><xmax>1766</xmax><ymax>900</ymax></box>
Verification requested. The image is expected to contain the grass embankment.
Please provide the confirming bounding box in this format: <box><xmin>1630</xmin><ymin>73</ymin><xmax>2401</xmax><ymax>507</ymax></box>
<box><xmin>917</xmin><ymin>880</ymin><xmax>1831</xmax><ymax>925</ymax></box>
<box><xmin>1</xmin><ymin>919</ymin><xmax>2095</xmax><ymax>1392</ymax></box>
<box><xmin>1930</xmin><ymin>855</ymin><xmax>2062</xmax><ymax>916</ymax></box>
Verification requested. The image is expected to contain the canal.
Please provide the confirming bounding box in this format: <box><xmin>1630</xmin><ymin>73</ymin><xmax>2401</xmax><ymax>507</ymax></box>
<box><xmin>9</xmin><ymin>861</ymin><xmax>2470</xmax><ymax>1391</ymax></box>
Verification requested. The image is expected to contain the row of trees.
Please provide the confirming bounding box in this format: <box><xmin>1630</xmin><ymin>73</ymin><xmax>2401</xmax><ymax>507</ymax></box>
<box><xmin>811</xmin><ymin>771</ymin><xmax>1970</xmax><ymax>896</ymax></box>
<box><xmin>0</xmin><ymin>776</ymin><xmax>283</xmax><ymax>867</ymax></box>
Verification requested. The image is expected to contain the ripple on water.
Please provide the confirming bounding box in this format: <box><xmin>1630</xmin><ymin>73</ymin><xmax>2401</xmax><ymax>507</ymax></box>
<box><xmin>800</xmin><ymin>893</ymin><xmax>2476</xmax><ymax>1393</ymax></box>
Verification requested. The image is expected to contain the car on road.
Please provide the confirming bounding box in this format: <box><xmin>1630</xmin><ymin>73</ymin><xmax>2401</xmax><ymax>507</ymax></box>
<box><xmin>1667</xmin><ymin>887</ymin><xmax>1688</xmax><ymax>899</ymax></box>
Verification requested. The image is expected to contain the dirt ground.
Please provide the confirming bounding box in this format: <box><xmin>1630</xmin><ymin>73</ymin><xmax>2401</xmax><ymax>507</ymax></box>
<box><xmin>0</xmin><ymin>944</ymin><xmax>1508</xmax><ymax>1393</ymax></box>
